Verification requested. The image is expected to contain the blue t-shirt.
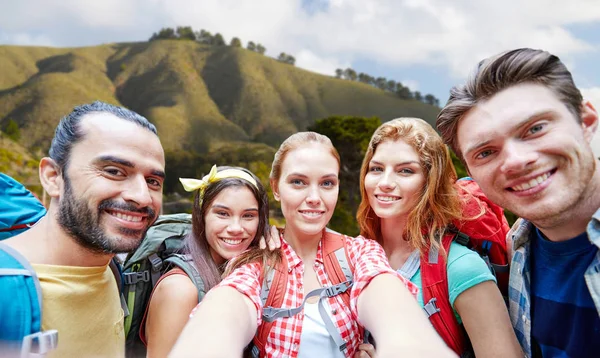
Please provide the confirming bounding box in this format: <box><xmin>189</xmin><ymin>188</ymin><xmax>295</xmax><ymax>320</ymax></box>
<box><xmin>530</xmin><ymin>228</ymin><xmax>600</xmax><ymax>358</ymax></box>
<box><xmin>406</xmin><ymin>242</ymin><xmax>496</xmax><ymax>323</ymax></box>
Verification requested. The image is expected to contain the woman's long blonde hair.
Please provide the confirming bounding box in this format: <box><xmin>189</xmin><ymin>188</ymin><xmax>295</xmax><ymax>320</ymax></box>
<box><xmin>356</xmin><ymin>117</ymin><xmax>463</xmax><ymax>254</ymax></box>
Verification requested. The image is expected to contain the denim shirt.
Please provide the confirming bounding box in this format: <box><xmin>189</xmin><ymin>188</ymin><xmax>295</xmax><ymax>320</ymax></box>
<box><xmin>507</xmin><ymin>210</ymin><xmax>600</xmax><ymax>357</ymax></box>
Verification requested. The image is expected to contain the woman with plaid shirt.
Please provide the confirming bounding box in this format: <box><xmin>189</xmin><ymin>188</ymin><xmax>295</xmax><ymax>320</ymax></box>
<box><xmin>171</xmin><ymin>132</ymin><xmax>455</xmax><ymax>358</ymax></box>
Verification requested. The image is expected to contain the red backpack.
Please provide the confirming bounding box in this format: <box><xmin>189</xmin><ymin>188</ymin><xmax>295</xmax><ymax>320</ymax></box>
<box><xmin>248</xmin><ymin>229</ymin><xmax>356</xmax><ymax>358</ymax></box>
<box><xmin>420</xmin><ymin>178</ymin><xmax>510</xmax><ymax>356</ymax></box>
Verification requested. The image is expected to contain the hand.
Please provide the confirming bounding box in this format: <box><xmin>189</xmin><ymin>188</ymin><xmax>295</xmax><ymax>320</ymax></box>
<box><xmin>354</xmin><ymin>343</ymin><xmax>376</xmax><ymax>358</ymax></box>
<box><xmin>258</xmin><ymin>225</ymin><xmax>282</xmax><ymax>250</ymax></box>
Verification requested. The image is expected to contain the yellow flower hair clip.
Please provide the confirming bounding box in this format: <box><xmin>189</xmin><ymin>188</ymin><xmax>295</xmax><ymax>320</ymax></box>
<box><xmin>179</xmin><ymin>165</ymin><xmax>258</xmax><ymax>197</ymax></box>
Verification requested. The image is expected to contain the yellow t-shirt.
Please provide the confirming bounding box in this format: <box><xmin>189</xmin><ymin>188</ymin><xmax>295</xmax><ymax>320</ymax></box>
<box><xmin>32</xmin><ymin>263</ymin><xmax>125</xmax><ymax>358</ymax></box>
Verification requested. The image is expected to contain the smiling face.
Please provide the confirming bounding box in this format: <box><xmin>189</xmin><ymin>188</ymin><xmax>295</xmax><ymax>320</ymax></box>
<box><xmin>457</xmin><ymin>82</ymin><xmax>598</xmax><ymax>226</ymax></box>
<box><xmin>204</xmin><ymin>186</ymin><xmax>259</xmax><ymax>265</ymax></box>
<box><xmin>56</xmin><ymin>112</ymin><xmax>165</xmax><ymax>254</ymax></box>
<box><xmin>273</xmin><ymin>142</ymin><xmax>340</xmax><ymax>240</ymax></box>
<box><xmin>364</xmin><ymin>139</ymin><xmax>426</xmax><ymax>222</ymax></box>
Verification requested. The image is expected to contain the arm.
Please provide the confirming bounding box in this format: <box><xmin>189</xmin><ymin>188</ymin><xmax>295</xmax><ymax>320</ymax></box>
<box><xmin>349</xmin><ymin>237</ymin><xmax>455</xmax><ymax>357</ymax></box>
<box><xmin>145</xmin><ymin>274</ymin><xmax>198</xmax><ymax>358</ymax></box>
<box><xmin>357</xmin><ymin>273</ymin><xmax>456</xmax><ymax>357</ymax></box>
<box><xmin>169</xmin><ymin>286</ymin><xmax>257</xmax><ymax>358</ymax></box>
<box><xmin>455</xmin><ymin>281</ymin><xmax>523</xmax><ymax>357</ymax></box>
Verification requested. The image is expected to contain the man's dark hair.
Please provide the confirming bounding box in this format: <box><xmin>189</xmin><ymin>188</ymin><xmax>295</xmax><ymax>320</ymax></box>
<box><xmin>48</xmin><ymin>101</ymin><xmax>157</xmax><ymax>172</ymax></box>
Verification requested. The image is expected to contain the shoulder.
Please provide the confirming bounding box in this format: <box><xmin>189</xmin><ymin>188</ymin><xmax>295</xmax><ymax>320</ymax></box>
<box><xmin>152</xmin><ymin>272</ymin><xmax>198</xmax><ymax>307</ymax></box>
<box><xmin>446</xmin><ymin>242</ymin><xmax>496</xmax><ymax>306</ymax></box>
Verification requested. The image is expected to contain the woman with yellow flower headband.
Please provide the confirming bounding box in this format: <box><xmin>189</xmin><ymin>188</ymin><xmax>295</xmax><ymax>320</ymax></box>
<box><xmin>142</xmin><ymin>165</ymin><xmax>272</xmax><ymax>358</ymax></box>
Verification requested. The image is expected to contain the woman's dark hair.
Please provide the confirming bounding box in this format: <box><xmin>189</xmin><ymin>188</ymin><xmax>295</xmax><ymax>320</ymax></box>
<box><xmin>184</xmin><ymin>166</ymin><xmax>269</xmax><ymax>291</ymax></box>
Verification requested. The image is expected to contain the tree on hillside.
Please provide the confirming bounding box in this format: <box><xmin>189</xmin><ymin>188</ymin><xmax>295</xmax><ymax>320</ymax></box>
<box><xmin>395</xmin><ymin>83</ymin><xmax>412</xmax><ymax>99</ymax></box>
<box><xmin>256</xmin><ymin>43</ymin><xmax>266</xmax><ymax>55</ymax></box>
<box><xmin>2</xmin><ymin>119</ymin><xmax>20</xmax><ymax>141</ymax></box>
<box><xmin>424</xmin><ymin>94</ymin><xmax>437</xmax><ymax>106</ymax></box>
<box><xmin>386</xmin><ymin>80</ymin><xmax>396</xmax><ymax>93</ymax></box>
<box><xmin>176</xmin><ymin>26</ymin><xmax>195</xmax><ymax>41</ymax></box>
<box><xmin>277</xmin><ymin>52</ymin><xmax>296</xmax><ymax>65</ymax></box>
<box><xmin>413</xmin><ymin>91</ymin><xmax>423</xmax><ymax>102</ymax></box>
<box><xmin>343</xmin><ymin>68</ymin><xmax>357</xmax><ymax>81</ymax></box>
<box><xmin>150</xmin><ymin>27</ymin><xmax>176</xmax><ymax>41</ymax></box>
<box><xmin>247</xmin><ymin>41</ymin><xmax>256</xmax><ymax>51</ymax></box>
<box><xmin>358</xmin><ymin>73</ymin><xmax>370</xmax><ymax>83</ymax></box>
<box><xmin>375</xmin><ymin>77</ymin><xmax>387</xmax><ymax>90</ymax></box>
<box><xmin>335</xmin><ymin>69</ymin><xmax>343</xmax><ymax>78</ymax></box>
<box><xmin>213</xmin><ymin>33</ymin><xmax>226</xmax><ymax>46</ymax></box>
<box><xmin>197</xmin><ymin>30</ymin><xmax>213</xmax><ymax>44</ymax></box>
<box><xmin>230</xmin><ymin>37</ymin><xmax>242</xmax><ymax>47</ymax></box>
<box><xmin>308</xmin><ymin>116</ymin><xmax>382</xmax><ymax>235</ymax></box>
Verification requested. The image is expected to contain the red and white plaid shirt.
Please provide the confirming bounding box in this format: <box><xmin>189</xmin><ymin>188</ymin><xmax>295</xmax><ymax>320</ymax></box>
<box><xmin>217</xmin><ymin>234</ymin><xmax>418</xmax><ymax>357</ymax></box>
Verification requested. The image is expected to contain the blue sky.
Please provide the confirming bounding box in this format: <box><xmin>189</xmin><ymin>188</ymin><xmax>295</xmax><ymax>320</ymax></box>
<box><xmin>1</xmin><ymin>0</ymin><xmax>600</xmax><ymax>106</ymax></box>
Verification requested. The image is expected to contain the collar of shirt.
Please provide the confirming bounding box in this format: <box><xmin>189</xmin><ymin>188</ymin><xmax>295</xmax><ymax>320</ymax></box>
<box><xmin>280</xmin><ymin>230</ymin><xmax>325</xmax><ymax>272</ymax></box>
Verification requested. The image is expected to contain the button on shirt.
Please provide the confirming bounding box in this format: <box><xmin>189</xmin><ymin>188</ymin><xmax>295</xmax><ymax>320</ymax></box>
<box><xmin>218</xmin><ymin>234</ymin><xmax>418</xmax><ymax>358</ymax></box>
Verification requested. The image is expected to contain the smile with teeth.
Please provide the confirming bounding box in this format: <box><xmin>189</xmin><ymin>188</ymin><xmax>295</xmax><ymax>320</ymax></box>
<box><xmin>510</xmin><ymin>172</ymin><xmax>551</xmax><ymax>192</ymax></box>
<box><xmin>299</xmin><ymin>210</ymin><xmax>324</xmax><ymax>217</ymax></box>
<box><xmin>376</xmin><ymin>195</ymin><xmax>400</xmax><ymax>202</ymax></box>
<box><xmin>106</xmin><ymin>210</ymin><xmax>144</xmax><ymax>222</ymax></box>
<box><xmin>221</xmin><ymin>237</ymin><xmax>245</xmax><ymax>245</ymax></box>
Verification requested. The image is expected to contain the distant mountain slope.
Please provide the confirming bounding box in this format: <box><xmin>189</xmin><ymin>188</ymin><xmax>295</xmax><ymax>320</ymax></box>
<box><xmin>0</xmin><ymin>40</ymin><xmax>440</xmax><ymax>155</ymax></box>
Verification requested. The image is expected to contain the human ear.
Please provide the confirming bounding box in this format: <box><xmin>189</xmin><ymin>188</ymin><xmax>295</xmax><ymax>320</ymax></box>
<box><xmin>270</xmin><ymin>178</ymin><xmax>280</xmax><ymax>202</ymax></box>
<box><xmin>39</xmin><ymin>157</ymin><xmax>63</xmax><ymax>198</ymax></box>
<box><xmin>580</xmin><ymin>100</ymin><xmax>599</xmax><ymax>143</ymax></box>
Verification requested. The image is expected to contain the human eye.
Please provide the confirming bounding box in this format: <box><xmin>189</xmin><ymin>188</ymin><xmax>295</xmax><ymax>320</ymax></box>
<box><xmin>475</xmin><ymin>149</ymin><xmax>495</xmax><ymax>160</ymax></box>
<box><xmin>215</xmin><ymin>210</ymin><xmax>229</xmax><ymax>217</ymax></box>
<box><xmin>146</xmin><ymin>177</ymin><xmax>163</xmax><ymax>189</ymax></box>
<box><xmin>290</xmin><ymin>178</ymin><xmax>305</xmax><ymax>186</ymax></box>
<box><xmin>368</xmin><ymin>165</ymin><xmax>383</xmax><ymax>172</ymax></box>
<box><xmin>104</xmin><ymin>167</ymin><xmax>125</xmax><ymax>177</ymax></box>
<box><xmin>321</xmin><ymin>179</ymin><xmax>338</xmax><ymax>188</ymax></box>
<box><xmin>243</xmin><ymin>212</ymin><xmax>257</xmax><ymax>219</ymax></box>
<box><xmin>398</xmin><ymin>168</ymin><xmax>415</xmax><ymax>175</ymax></box>
<box><xmin>527</xmin><ymin>122</ymin><xmax>546</xmax><ymax>136</ymax></box>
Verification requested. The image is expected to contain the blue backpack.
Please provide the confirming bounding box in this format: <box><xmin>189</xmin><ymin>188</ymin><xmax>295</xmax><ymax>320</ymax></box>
<box><xmin>0</xmin><ymin>173</ymin><xmax>57</xmax><ymax>356</ymax></box>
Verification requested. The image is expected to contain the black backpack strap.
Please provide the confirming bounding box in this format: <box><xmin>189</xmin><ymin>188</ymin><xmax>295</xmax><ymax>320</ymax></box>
<box><xmin>109</xmin><ymin>258</ymin><xmax>129</xmax><ymax>318</ymax></box>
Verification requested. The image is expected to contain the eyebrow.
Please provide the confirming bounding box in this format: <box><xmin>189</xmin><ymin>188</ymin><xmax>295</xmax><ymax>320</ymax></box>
<box><xmin>287</xmin><ymin>173</ymin><xmax>338</xmax><ymax>179</ymax></box>
<box><xmin>211</xmin><ymin>204</ymin><xmax>259</xmax><ymax>211</ymax></box>
<box><xmin>464</xmin><ymin>110</ymin><xmax>555</xmax><ymax>156</ymax></box>
<box><xmin>94</xmin><ymin>155</ymin><xmax>166</xmax><ymax>179</ymax></box>
<box><xmin>370</xmin><ymin>160</ymin><xmax>420</xmax><ymax>166</ymax></box>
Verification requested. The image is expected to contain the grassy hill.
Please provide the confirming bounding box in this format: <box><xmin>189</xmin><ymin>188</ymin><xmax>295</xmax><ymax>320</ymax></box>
<box><xmin>0</xmin><ymin>40</ymin><xmax>440</xmax><ymax>156</ymax></box>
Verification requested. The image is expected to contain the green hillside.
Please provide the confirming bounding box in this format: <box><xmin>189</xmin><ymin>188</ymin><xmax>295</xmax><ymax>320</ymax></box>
<box><xmin>0</xmin><ymin>40</ymin><xmax>439</xmax><ymax>155</ymax></box>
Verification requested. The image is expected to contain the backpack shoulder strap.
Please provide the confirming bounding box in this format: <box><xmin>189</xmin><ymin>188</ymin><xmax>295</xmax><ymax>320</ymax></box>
<box><xmin>322</xmin><ymin>229</ymin><xmax>353</xmax><ymax>307</ymax></box>
<box><xmin>0</xmin><ymin>243</ymin><xmax>58</xmax><ymax>356</ymax></box>
<box><xmin>420</xmin><ymin>234</ymin><xmax>466</xmax><ymax>355</ymax></box>
<box><xmin>164</xmin><ymin>254</ymin><xmax>206</xmax><ymax>302</ymax></box>
<box><xmin>252</xmin><ymin>254</ymin><xmax>289</xmax><ymax>358</ymax></box>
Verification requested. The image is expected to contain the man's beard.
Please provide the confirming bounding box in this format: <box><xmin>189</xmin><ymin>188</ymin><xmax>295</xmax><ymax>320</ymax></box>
<box><xmin>57</xmin><ymin>175</ymin><xmax>156</xmax><ymax>254</ymax></box>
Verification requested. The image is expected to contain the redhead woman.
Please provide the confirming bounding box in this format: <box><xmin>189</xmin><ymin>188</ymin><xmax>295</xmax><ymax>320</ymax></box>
<box><xmin>143</xmin><ymin>166</ymin><xmax>270</xmax><ymax>358</ymax></box>
<box><xmin>357</xmin><ymin>118</ymin><xmax>522</xmax><ymax>357</ymax></box>
<box><xmin>170</xmin><ymin>132</ymin><xmax>455</xmax><ymax>358</ymax></box>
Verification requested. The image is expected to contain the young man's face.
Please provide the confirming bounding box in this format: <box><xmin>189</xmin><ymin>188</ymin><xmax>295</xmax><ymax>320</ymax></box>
<box><xmin>457</xmin><ymin>83</ymin><xmax>598</xmax><ymax>226</ymax></box>
<box><xmin>56</xmin><ymin>112</ymin><xmax>165</xmax><ymax>254</ymax></box>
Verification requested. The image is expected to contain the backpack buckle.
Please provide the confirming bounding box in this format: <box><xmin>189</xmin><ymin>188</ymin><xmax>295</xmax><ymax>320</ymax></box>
<box><xmin>148</xmin><ymin>253</ymin><xmax>164</xmax><ymax>272</ymax></box>
<box><xmin>423</xmin><ymin>298</ymin><xmax>440</xmax><ymax>317</ymax></box>
<box><xmin>21</xmin><ymin>330</ymin><xmax>58</xmax><ymax>357</ymax></box>
<box><xmin>123</xmin><ymin>271</ymin><xmax>150</xmax><ymax>284</ymax></box>
<box><xmin>324</xmin><ymin>280</ymin><xmax>353</xmax><ymax>298</ymax></box>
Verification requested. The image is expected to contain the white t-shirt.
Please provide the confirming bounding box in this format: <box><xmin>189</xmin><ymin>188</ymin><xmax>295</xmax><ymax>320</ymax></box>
<box><xmin>297</xmin><ymin>301</ymin><xmax>345</xmax><ymax>358</ymax></box>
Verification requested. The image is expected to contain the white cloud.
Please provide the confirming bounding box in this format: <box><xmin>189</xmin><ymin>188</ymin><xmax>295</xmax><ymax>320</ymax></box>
<box><xmin>1</xmin><ymin>0</ymin><xmax>600</xmax><ymax>79</ymax></box>
<box><xmin>294</xmin><ymin>49</ymin><xmax>350</xmax><ymax>76</ymax></box>
<box><xmin>401</xmin><ymin>80</ymin><xmax>419</xmax><ymax>92</ymax></box>
<box><xmin>0</xmin><ymin>32</ymin><xmax>55</xmax><ymax>47</ymax></box>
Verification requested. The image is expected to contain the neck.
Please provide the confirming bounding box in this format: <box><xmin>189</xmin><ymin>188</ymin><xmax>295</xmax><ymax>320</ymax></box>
<box><xmin>535</xmin><ymin>165</ymin><xmax>600</xmax><ymax>242</ymax></box>
<box><xmin>283</xmin><ymin>225</ymin><xmax>322</xmax><ymax>262</ymax></box>
<box><xmin>6</xmin><ymin>207</ymin><xmax>113</xmax><ymax>267</ymax></box>
<box><xmin>380</xmin><ymin>216</ymin><xmax>413</xmax><ymax>255</ymax></box>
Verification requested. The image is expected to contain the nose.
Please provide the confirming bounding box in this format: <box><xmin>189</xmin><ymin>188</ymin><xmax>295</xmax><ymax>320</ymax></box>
<box><xmin>499</xmin><ymin>140</ymin><xmax>539</xmax><ymax>174</ymax></box>
<box><xmin>227</xmin><ymin>218</ymin><xmax>243</xmax><ymax>234</ymax></box>
<box><xmin>305</xmin><ymin>185</ymin><xmax>322</xmax><ymax>205</ymax></box>
<box><xmin>122</xmin><ymin>175</ymin><xmax>153</xmax><ymax>208</ymax></box>
<box><xmin>377</xmin><ymin>170</ymin><xmax>396</xmax><ymax>191</ymax></box>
